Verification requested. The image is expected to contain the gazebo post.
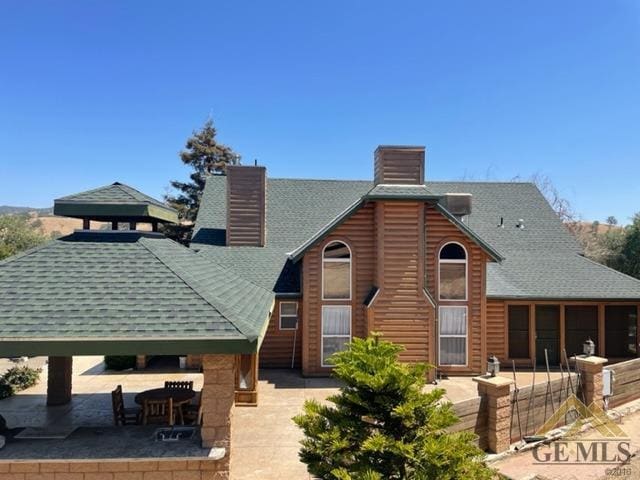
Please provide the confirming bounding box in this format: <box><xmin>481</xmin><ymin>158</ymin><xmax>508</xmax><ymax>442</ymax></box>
<box><xmin>47</xmin><ymin>356</ymin><xmax>73</xmax><ymax>406</ymax></box>
<box><xmin>200</xmin><ymin>354</ymin><xmax>236</xmax><ymax>467</ymax></box>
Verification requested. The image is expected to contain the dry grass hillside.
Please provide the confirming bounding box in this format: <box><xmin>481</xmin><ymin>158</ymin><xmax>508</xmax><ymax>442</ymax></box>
<box><xmin>28</xmin><ymin>214</ymin><xmax>151</xmax><ymax>237</ymax></box>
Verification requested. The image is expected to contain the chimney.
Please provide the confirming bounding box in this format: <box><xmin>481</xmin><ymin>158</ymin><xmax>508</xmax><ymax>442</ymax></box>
<box><xmin>443</xmin><ymin>193</ymin><xmax>472</xmax><ymax>218</ymax></box>
<box><xmin>374</xmin><ymin>145</ymin><xmax>425</xmax><ymax>185</ymax></box>
<box><xmin>226</xmin><ymin>165</ymin><xmax>266</xmax><ymax>247</ymax></box>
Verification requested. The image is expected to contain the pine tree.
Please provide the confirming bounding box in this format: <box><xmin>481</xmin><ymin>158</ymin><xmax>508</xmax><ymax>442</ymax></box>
<box><xmin>293</xmin><ymin>335</ymin><xmax>494</xmax><ymax>480</ymax></box>
<box><xmin>166</xmin><ymin>118</ymin><xmax>240</xmax><ymax>223</ymax></box>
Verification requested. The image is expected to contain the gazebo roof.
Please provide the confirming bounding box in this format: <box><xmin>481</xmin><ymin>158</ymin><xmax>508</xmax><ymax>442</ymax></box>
<box><xmin>53</xmin><ymin>182</ymin><xmax>179</xmax><ymax>224</ymax></box>
<box><xmin>0</xmin><ymin>231</ymin><xmax>274</xmax><ymax>356</ymax></box>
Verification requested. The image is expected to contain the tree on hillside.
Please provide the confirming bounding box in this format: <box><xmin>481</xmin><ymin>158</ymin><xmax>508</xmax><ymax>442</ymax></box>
<box><xmin>164</xmin><ymin>119</ymin><xmax>240</xmax><ymax>243</ymax></box>
<box><xmin>293</xmin><ymin>335</ymin><xmax>494</xmax><ymax>480</ymax></box>
<box><xmin>610</xmin><ymin>213</ymin><xmax>640</xmax><ymax>280</ymax></box>
<box><xmin>0</xmin><ymin>215</ymin><xmax>49</xmax><ymax>261</ymax></box>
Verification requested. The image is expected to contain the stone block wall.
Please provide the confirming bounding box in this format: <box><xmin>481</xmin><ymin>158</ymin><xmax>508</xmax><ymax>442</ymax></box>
<box><xmin>0</xmin><ymin>458</ymin><xmax>225</xmax><ymax>480</ymax></box>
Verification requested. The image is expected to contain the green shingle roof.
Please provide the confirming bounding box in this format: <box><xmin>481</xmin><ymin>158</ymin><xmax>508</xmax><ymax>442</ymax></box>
<box><xmin>364</xmin><ymin>184</ymin><xmax>439</xmax><ymax>200</ymax></box>
<box><xmin>54</xmin><ymin>182</ymin><xmax>178</xmax><ymax>224</ymax></box>
<box><xmin>193</xmin><ymin>176</ymin><xmax>640</xmax><ymax>300</ymax></box>
<box><xmin>0</xmin><ymin>231</ymin><xmax>274</xmax><ymax>356</ymax></box>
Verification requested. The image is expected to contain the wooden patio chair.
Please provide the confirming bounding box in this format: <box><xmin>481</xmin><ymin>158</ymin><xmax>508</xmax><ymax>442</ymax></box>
<box><xmin>182</xmin><ymin>390</ymin><xmax>203</xmax><ymax>425</ymax></box>
<box><xmin>164</xmin><ymin>380</ymin><xmax>194</xmax><ymax>390</ymax></box>
<box><xmin>111</xmin><ymin>385</ymin><xmax>141</xmax><ymax>426</ymax></box>
<box><xmin>142</xmin><ymin>398</ymin><xmax>174</xmax><ymax>425</ymax></box>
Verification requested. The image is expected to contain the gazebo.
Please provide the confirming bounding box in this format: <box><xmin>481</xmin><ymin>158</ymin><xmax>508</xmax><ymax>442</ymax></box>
<box><xmin>0</xmin><ymin>183</ymin><xmax>274</xmax><ymax>474</ymax></box>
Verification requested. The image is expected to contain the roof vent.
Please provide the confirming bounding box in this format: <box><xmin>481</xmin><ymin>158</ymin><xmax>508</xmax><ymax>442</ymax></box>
<box><xmin>443</xmin><ymin>193</ymin><xmax>472</xmax><ymax>218</ymax></box>
<box><xmin>516</xmin><ymin>219</ymin><xmax>525</xmax><ymax>229</ymax></box>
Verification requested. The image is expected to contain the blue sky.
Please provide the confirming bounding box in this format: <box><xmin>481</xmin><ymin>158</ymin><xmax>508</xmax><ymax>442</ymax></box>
<box><xmin>1</xmin><ymin>1</ymin><xmax>639</xmax><ymax>223</ymax></box>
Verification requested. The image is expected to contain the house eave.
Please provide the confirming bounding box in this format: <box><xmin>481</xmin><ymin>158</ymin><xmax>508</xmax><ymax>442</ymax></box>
<box><xmin>0</xmin><ymin>336</ymin><xmax>260</xmax><ymax>357</ymax></box>
<box><xmin>487</xmin><ymin>295</ymin><xmax>640</xmax><ymax>302</ymax></box>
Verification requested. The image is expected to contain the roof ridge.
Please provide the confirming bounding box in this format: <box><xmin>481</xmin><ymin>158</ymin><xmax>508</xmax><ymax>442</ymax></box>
<box><xmin>112</xmin><ymin>183</ymin><xmax>142</xmax><ymax>203</ymax></box>
<box><xmin>56</xmin><ymin>182</ymin><xmax>119</xmax><ymax>201</ymax></box>
<box><xmin>138</xmin><ymin>236</ymin><xmax>268</xmax><ymax>339</ymax></box>
<box><xmin>425</xmin><ymin>180</ymin><xmax>536</xmax><ymax>185</ymax></box>
<box><xmin>135</xmin><ymin>237</ymin><xmax>244</xmax><ymax>338</ymax></box>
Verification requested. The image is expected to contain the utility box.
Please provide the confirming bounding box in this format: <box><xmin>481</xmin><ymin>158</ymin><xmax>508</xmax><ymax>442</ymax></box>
<box><xmin>603</xmin><ymin>369</ymin><xmax>613</xmax><ymax>397</ymax></box>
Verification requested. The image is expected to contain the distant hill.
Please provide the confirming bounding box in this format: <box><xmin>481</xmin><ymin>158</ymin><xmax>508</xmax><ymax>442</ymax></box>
<box><xmin>0</xmin><ymin>205</ymin><xmax>53</xmax><ymax>215</ymax></box>
<box><xmin>572</xmin><ymin>221</ymin><xmax>624</xmax><ymax>235</ymax></box>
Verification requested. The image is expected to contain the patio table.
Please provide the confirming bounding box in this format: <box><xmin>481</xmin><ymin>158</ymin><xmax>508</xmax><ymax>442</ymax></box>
<box><xmin>135</xmin><ymin>388</ymin><xmax>195</xmax><ymax>425</ymax></box>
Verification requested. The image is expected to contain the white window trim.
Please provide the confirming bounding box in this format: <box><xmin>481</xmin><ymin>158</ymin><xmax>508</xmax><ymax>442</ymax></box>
<box><xmin>438</xmin><ymin>305</ymin><xmax>468</xmax><ymax>367</ymax></box>
<box><xmin>279</xmin><ymin>301</ymin><xmax>298</xmax><ymax>330</ymax></box>
<box><xmin>321</xmin><ymin>305</ymin><xmax>352</xmax><ymax>367</ymax></box>
<box><xmin>438</xmin><ymin>241</ymin><xmax>468</xmax><ymax>302</ymax></box>
<box><xmin>321</xmin><ymin>241</ymin><xmax>352</xmax><ymax>301</ymax></box>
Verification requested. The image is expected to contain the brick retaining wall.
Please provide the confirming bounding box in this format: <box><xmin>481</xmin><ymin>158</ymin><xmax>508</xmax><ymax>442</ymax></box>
<box><xmin>0</xmin><ymin>457</ymin><xmax>226</xmax><ymax>480</ymax></box>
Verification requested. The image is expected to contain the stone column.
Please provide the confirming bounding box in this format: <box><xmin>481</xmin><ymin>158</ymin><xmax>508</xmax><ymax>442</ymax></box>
<box><xmin>135</xmin><ymin>355</ymin><xmax>147</xmax><ymax>370</ymax></box>
<box><xmin>575</xmin><ymin>355</ymin><xmax>608</xmax><ymax>409</ymax></box>
<box><xmin>201</xmin><ymin>354</ymin><xmax>236</xmax><ymax>477</ymax></box>
<box><xmin>47</xmin><ymin>356</ymin><xmax>73</xmax><ymax>406</ymax></box>
<box><xmin>473</xmin><ymin>375</ymin><xmax>513</xmax><ymax>454</ymax></box>
<box><xmin>186</xmin><ymin>354</ymin><xmax>202</xmax><ymax>370</ymax></box>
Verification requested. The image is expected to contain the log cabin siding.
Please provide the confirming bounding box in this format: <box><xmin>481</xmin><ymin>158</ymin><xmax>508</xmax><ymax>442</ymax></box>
<box><xmin>374</xmin><ymin>146</ymin><xmax>425</xmax><ymax>185</ymax></box>
<box><xmin>370</xmin><ymin>201</ymin><xmax>432</xmax><ymax>364</ymax></box>
<box><xmin>302</xmin><ymin>203</ymin><xmax>376</xmax><ymax>375</ymax></box>
<box><xmin>260</xmin><ymin>298</ymin><xmax>302</xmax><ymax>368</ymax></box>
<box><xmin>225</xmin><ymin>166</ymin><xmax>266</xmax><ymax>247</ymax></box>
<box><xmin>486</xmin><ymin>300</ymin><xmax>507</xmax><ymax>360</ymax></box>
<box><xmin>425</xmin><ymin>204</ymin><xmax>488</xmax><ymax>374</ymax></box>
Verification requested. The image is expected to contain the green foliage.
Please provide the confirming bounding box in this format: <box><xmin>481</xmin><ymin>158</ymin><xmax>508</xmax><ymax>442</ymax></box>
<box><xmin>167</xmin><ymin>119</ymin><xmax>240</xmax><ymax>224</ymax></box>
<box><xmin>0</xmin><ymin>379</ymin><xmax>14</xmax><ymax>400</ymax></box>
<box><xmin>613</xmin><ymin>213</ymin><xmax>640</xmax><ymax>280</ymax></box>
<box><xmin>573</xmin><ymin>213</ymin><xmax>640</xmax><ymax>281</ymax></box>
<box><xmin>3</xmin><ymin>366</ymin><xmax>41</xmax><ymax>391</ymax></box>
<box><xmin>0</xmin><ymin>365</ymin><xmax>42</xmax><ymax>400</ymax></box>
<box><xmin>293</xmin><ymin>335</ymin><xmax>494</xmax><ymax>480</ymax></box>
<box><xmin>104</xmin><ymin>356</ymin><xmax>136</xmax><ymax>371</ymax></box>
<box><xmin>0</xmin><ymin>214</ymin><xmax>49</xmax><ymax>261</ymax></box>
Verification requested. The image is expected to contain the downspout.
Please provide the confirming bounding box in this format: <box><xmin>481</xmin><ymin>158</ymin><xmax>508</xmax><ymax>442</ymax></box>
<box><xmin>291</xmin><ymin>317</ymin><xmax>298</xmax><ymax>369</ymax></box>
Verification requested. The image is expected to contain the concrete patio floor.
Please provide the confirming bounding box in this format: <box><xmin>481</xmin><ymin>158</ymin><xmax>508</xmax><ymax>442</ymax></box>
<box><xmin>0</xmin><ymin>356</ymin><xmax>573</xmax><ymax>479</ymax></box>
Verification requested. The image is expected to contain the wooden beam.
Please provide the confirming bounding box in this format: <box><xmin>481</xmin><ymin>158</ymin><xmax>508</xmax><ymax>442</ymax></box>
<box><xmin>559</xmin><ymin>304</ymin><xmax>566</xmax><ymax>359</ymax></box>
<box><xmin>598</xmin><ymin>304</ymin><xmax>605</xmax><ymax>357</ymax></box>
<box><xmin>111</xmin><ymin>221</ymin><xmax>118</xmax><ymax>231</ymax></box>
<box><xmin>529</xmin><ymin>303</ymin><xmax>536</xmax><ymax>364</ymax></box>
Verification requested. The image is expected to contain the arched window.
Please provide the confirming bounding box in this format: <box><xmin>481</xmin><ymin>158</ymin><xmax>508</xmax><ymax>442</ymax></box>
<box><xmin>439</xmin><ymin>242</ymin><xmax>467</xmax><ymax>301</ymax></box>
<box><xmin>322</xmin><ymin>241</ymin><xmax>351</xmax><ymax>300</ymax></box>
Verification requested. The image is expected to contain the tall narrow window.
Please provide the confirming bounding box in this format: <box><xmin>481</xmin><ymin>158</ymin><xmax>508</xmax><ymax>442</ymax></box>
<box><xmin>508</xmin><ymin>305</ymin><xmax>530</xmax><ymax>359</ymax></box>
<box><xmin>323</xmin><ymin>241</ymin><xmax>351</xmax><ymax>300</ymax></box>
<box><xmin>439</xmin><ymin>243</ymin><xmax>467</xmax><ymax>301</ymax></box>
<box><xmin>321</xmin><ymin>306</ymin><xmax>351</xmax><ymax>366</ymax></box>
<box><xmin>439</xmin><ymin>306</ymin><xmax>467</xmax><ymax>366</ymax></box>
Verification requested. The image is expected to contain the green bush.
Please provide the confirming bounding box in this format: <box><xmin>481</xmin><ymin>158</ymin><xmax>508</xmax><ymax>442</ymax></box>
<box><xmin>294</xmin><ymin>335</ymin><xmax>494</xmax><ymax>480</ymax></box>
<box><xmin>0</xmin><ymin>379</ymin><xmax>14</xmax><ymax>400</ymax></box>
<box><xmin>3</xmin><ymin>365</ymin><xmax>41</xmax><ymax>392</ymax></box>
<box><xmin>104</xmin><ymin>356</ymin><xmax>136</xmax><ymax>371</ymax></box>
